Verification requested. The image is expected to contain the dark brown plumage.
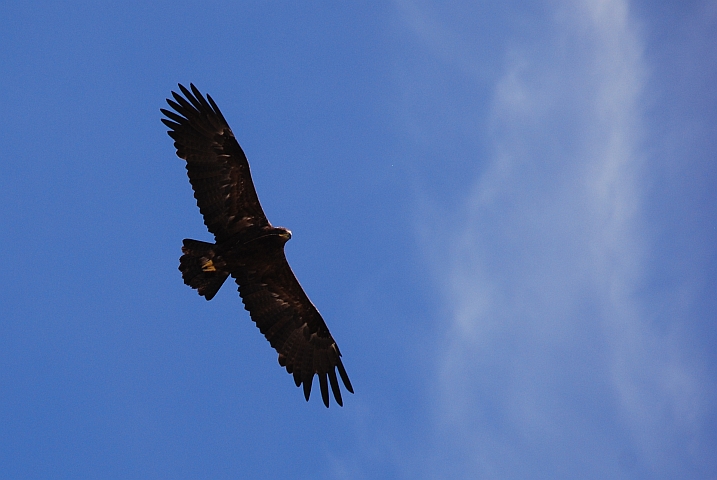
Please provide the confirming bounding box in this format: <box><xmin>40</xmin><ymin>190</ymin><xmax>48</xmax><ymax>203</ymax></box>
<box><xmin>161</xmin><ymin>83</ymin><xmax>353</xmax><ymax>407</ymax></box>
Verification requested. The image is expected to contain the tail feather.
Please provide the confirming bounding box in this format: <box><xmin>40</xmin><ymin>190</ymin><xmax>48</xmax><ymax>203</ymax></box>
<box><xmin>179</xmin><ymin>239</ymin><xmax>229</xmax><ymax>300</ymax></box>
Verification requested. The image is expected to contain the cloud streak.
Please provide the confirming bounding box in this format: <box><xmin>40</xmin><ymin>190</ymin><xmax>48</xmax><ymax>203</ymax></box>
<box><xmin>407</xmin><ymin>0</ymin><xmax>711</xmax><ymax>477</ymax></box>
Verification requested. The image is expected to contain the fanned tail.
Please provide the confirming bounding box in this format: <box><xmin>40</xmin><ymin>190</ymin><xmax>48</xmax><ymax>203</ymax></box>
<box><xmin>179</xmin><ymin>239</ymin><xmax>229</xmax><ymax>300</ymax></box>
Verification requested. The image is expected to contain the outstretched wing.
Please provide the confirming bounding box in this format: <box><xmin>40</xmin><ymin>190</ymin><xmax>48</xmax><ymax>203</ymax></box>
<box><xmin>161</xmin><ymin>84</ymin><xmax>269</xmax><ymax>243</ymax></box>
<box><xmin>233</xmin><ymin>250</ymin><xmax>353</xmax><ymax>407</ymax></box>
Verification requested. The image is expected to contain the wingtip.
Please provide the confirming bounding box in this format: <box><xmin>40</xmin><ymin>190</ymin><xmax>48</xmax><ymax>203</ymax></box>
<box><xmin>303</xmin><ymin>377</ymin><xmax>312</xmax><ymax>401</ymax></box>
<box><xmin>190</xmin><ymin>83</ymin><xmax>203</xmax><ymax>99</ymax></box>
<box><xmin>319</xmin><ymin>373</ymin><xmax>330</xmax><ymax>408</ymax></box>
<box><xmin>337</xmin><ymin>359</ymin><xmax>354</xmax><ymax>394</ymax></box>
<box><xmin>328</xmin><ymin>369</ymin><xmax>343</xmax><ymax>406</ymax></box>
<box><xmin>178</xmin><ymin>83</ymin><xmax>191</xmax><ymax>97</ymax></box>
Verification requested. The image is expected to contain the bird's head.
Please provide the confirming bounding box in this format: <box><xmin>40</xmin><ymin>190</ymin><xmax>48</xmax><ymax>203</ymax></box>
<box><xmin>277</xmin><ymin>227</ymin><xmax>292</xmax><ymax>242</ymax></box>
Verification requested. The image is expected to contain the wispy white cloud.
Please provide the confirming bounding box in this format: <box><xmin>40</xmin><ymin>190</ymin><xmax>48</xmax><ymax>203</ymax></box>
<box><xmin>403</xmin><ymin>0</ymin><xmax>709</xmax><ymax>477</ymax></box>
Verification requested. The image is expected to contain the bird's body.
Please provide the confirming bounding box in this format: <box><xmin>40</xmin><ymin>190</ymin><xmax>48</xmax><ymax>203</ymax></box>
<box><xmin>161</xmin><ymin>84</ymin><xmax>352</xmax><ymax>407</ymax></box>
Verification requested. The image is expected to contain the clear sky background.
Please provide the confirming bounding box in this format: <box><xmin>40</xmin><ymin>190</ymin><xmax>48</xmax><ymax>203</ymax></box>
<box><xmin>1</xmin><ymin>1</ymin><xmax>715</xmax><ymax>479</ymax></box>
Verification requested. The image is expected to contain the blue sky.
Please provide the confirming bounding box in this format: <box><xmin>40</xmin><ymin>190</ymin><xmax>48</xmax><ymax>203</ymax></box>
<box><xmin>1</xmin><ymin>1</ymin><xmax>715</xmax><ymax>478</ymax></box>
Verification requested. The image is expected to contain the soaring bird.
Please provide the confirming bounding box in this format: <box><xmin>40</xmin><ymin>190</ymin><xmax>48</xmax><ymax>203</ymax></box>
<box><xmin>161</xmin><ymin>84</ymin><xmax>353</xmax><ymax>407</ymax></box>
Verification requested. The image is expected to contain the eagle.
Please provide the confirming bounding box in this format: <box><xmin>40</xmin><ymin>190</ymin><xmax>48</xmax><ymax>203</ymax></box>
<box><xmin>161</xmin><ymin>84</ymin><xmax>353</xmax><ymax>407</ymax></box>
